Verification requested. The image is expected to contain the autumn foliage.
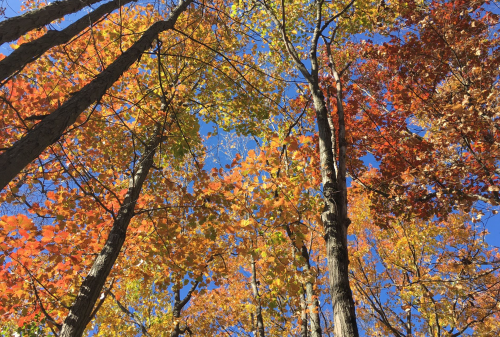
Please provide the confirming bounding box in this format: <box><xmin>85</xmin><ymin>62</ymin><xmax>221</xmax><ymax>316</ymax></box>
<box><xmin>0</xmin><ymin>0</ymin><xmax>499</xmax><ymax>336</ymax></box>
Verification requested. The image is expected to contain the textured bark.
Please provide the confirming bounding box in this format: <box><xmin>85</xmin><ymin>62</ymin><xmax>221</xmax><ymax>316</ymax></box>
<box><xmin>250</xmin><ymin>254</ymin><xmax>266</xmax><ymax>337</ymax></box>
<box><xmin>406</xmin><ymin>308</ymin><xmax>412</xmax><ymax>336</ymax></box>
<box><xmin>0</xmin><ymin>0</ymin><xmax>103</xmax><ymax>45</ymax></box>
<box><xmin>0</xmin><ymin>0</ymin><xmax>193</xmax><ymax>192</ymax></box>
<box><xmin>0</xmin><ymin>0</ymin><xmax>136</xmax><ymax>83</ymax></box>
<box><xmin>321</xmin><ymin>43</ymin><xmax>359</xmax><ymax>337</ymax></box>
<box><xmin>327</xmin><ymin>48</ymin><xmax>349</xmax><ymax>250</ymax></box>
<box><xmin>258</xmin><ymin>0</ymin><xmax>360</xmax><ymax>333</ymax></box>
<box><xmin>311</xmin><ymin>86</ymin><xmax>359</xmax><ymax>337</ymax></box>
<box><xmin>59</xmin><ymin>130</ymin><xmax>162</xmax><ymax>337</ymax></box>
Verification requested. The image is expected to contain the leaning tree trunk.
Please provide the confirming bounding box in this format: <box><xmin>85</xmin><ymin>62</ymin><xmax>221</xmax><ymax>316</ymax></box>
<box><xmin>0</xmin><ymin>0</ymin><xmax>193</xmax><ymax>192</ymax></box>
<box><xmin>0</xmin><ymin>0</ymin><xmax>103</xmax><ymax>45</ymax></box>
<box><xmin>59</xmin><ymin>128</ymin><xmax>163</xmax><ymax>337</ymax></box>
<box><xmin>0</xmin><ymin>0</ymin><xmax>136</xmax><ymax>83</ymax></box>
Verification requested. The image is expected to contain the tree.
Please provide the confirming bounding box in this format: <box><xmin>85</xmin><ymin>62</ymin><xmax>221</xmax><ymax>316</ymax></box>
<box><xmin>0</xmin><ymin>0</ymin><xmax>274</xmax><ymax>335</ymax></box>
<box><xmin>349</xmin><ymin>190</ymin><xmax>500</xmax><ymax>336</ymax></box>
<box><xmin>0</xmin><ymin>0</ymin><xmax>193</xmax><ymax>191</ymax></box>
<box><xmin>1</xmin><ymin>0</ymin><xmax>499</xmax><ymax>336</ymax></box>
<box><xmin>0</xmin><ymin>0</ymin><xmax>136</xmax><ymax>83</ymax></box>
<box><xmin>0</xmin><ymin>0</ymin><xmax>104</xmax><ymax>45</ymax></box>
<box><xmin>345</xmin><ymin>0</ymin><xmax>500</xmax><ymax>220</ymax></box>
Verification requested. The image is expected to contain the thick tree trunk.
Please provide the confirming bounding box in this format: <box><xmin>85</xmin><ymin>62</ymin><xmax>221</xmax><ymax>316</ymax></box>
<box><xmin>0</xmin><ymin>0</ymin><xmax>136</xmax><ymax>83</ymax></box>
<box><xmin>259</xmin><ymin>0</ymin><xmax>360</xmax><ymax>332</ymax></box>
<box><xmin>310</xmin><ymin>87</ymin><xmax>359</xmax><ymax>337</ymax></box>
<box><xmin>0</xmin><ymin>0</ymin><xmax>193</xmax><ymax>192</ymax></box>
<box><xmin>321</xmin><ymin>47</ymin><xmax>359</xmax><ymax>337</ymax></box>
<box><xmin>250</xmin><ymin>254</ymin><xmax>266</xmax><ymax>337</ymax></box>
<box><xmin>0</xmin><ymin>0</ymin><xmax>103</xmax><ymax>45</ymax></box>
<box><xmin>325</xmin><ymin>224</ymin><xmax>358</xmax><ymax>337</ymax></box>
<box><xmin>59</xmin><ymin>130</ymin><xmax>162</xmax><ymax>337</ymax></box>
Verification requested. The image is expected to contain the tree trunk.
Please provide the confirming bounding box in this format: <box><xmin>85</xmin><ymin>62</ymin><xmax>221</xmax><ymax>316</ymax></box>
<box><xmin>303</xmin><ymin>253</ymin><xmax>322</xmax><ymax>337</ymax></box>
<box><xmin>171</xmin><ymin>288</ymin><xmax>183</xmax><ymax>337</ymax></box>
<box><xmin>310</xmin><ymin>87</ymin><xmax>359</xmax><ymax>337</ymax></box>
<box><xmin>0</xmin><ymin>0</ymin><xmax>193</xmax><ymax>192</ymax></box>
<box><xmin>285</xmin><ymin>224</ymin><xmax>322</xmax><ymax>337</ymax></box>
<box><xmin>59</xmin><ymin>129</ymin><xmax>162</xmax><ymax>337</ymax></box>
<box><xmin>300</xmin><ymin>291</ymin><xmax>309</xmax><ymax>337</ymax></box>
<box><xmin>256</xmin><ymin>1</ymin><xmax>360</xmax><ymax>334</ymax></box>
<box><xmin>250</xmin><ymin>254</ymin><xmax>266</xmax><ymax>337</ymax></box>
<box><xmin>170</xmin><ymin>281</ymin><xmax>198</xmax><ymax>337</ymax></box>
<box><xmin>0</xmin><ymin>0</ymin><xmax>103</xmax><ymax>45</ymax></box>
<box><xmin>321</xmin><ymin>45</ymin><xmax>359</xmax><ymax>337</ymax></box>
<box><xmin>0</xmin><ymin>0</ymin><xmax>136</xmax><ymax>83</ymax></box>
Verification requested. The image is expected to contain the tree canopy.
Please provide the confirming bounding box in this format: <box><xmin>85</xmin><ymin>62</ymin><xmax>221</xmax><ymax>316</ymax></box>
<box><xmin>0</xmin><ymin>0</ymin><xmax>499</xmax><ymax>336</ymax></box>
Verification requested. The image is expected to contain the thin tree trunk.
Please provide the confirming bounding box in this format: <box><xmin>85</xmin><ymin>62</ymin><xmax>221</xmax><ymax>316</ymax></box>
<box><xmin>170</xmin><ymin>281</ymin><xmax>198</xmax><ymax>337</ymax></box>
<box><xmin>0</xmin><ymin>0</ymin><xmax>193</xmax><ymax>192</ymax></box>
<box><xmin>171</xmin><ymin>288</ymin><xmax>183</xmax><ymax>337</ymax></box>
<box><xmin>0</xmin><ymin>0</ymin><xmax>103</xmax><ymax>45</ymax></box>
<box><xmin>0</xmin><ymin>0</ymin><xmax>136</xmax><ymax>83</ymax></box>
<box><xmin>251</xmin><ymin>313</ymin><xmax>257</xmax><ymax>336</ymax></box>
<box><xmin>59</xmin><ymin>128</ymin><xmax>163</xmax><ymax>337</ymax></box>
<box><xmin>406</xmin><ymin>307</ymin><xmax>412</xmax><ymax>337</ymax></box>
<box><xmin>285</xmin><ymin>225</ymin><xmax>322</xmax><ymax>337</ymax></box>
<box><xmin>250</xmin><ymin>254</ymin><xmax>266</xmax><ymax>337</ymax></box>
<box><xmin>326</xmin><ymin>45</ymin><xmax>349</xmax><ymax>251</ymax></box>
<box><xmin>303</xmin><ymin>255</ymin><xmax>322</xmax><ymax>337</ymax></box>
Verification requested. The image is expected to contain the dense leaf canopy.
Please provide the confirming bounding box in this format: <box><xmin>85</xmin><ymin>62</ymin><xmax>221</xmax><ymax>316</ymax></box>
<box><xmin>0</xmin><ymin>0</ymin><xmax>499</xmax><ymax>336</ymax></box>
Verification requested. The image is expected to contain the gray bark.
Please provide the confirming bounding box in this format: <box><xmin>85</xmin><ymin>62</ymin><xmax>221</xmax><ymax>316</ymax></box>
<box><xmin>312</xmin><ymin>85</ymin><xmax>358</xmax><ymax>337</ymax></box>
<box><xmin>0</xmin><ymin>0</ymin><xmax>193</xmax><ymax>192</ymax></box>
<box><xmin>0</xmin><ymin>0</ymin><xmax>103</xmax><ymax>45</ymax></box>
<box><xmin>322</xmin><ymin>43</ymin><xmax>358</xmax><ymax>337</ymax></box>
<box><xmin>257</xmin><ymin>1</ymin><xmax>360</xmax><ymax>335</ymax></box>
<box><xmin>0</xmin><ymin>0</ymin><xmax>136</xmax><ymax>83</ymax></box>
<box><xmin>59</xmin><ymin>129</ymin><xmax>163</xmax><ymax>337</ymax></box>
<box><xmin>406</xmin><ymin>307</ymin><xmax>412</xmax><ymax>337</ymax></box>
